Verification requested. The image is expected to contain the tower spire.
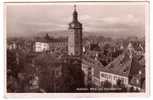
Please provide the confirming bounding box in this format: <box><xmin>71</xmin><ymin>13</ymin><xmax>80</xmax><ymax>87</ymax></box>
<box><xmin>73</xmin><ymin>4</ymin><xmax>78</xmax><ymax>22</ymax></box>
<box><xmin>74</xmin><ymin>4</ymin><xmax>76</xmax><ymax>11</ymax></box>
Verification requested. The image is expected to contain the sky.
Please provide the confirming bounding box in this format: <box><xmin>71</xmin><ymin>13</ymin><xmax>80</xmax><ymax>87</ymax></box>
<box><xmin>6</xmin><ymin>3</ymin><xmax>146</xmax><ymax>38</ymax></box>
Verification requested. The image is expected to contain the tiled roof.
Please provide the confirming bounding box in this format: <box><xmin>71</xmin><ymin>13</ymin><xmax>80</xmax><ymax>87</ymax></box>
<box><xmin>83</xmin><ymin>42</ymin><xmax>145</xmax><ymax>86</ymax></box>
<box><xmin>82</xmin><ymin>47</ymin><xmax>133</xmax><ymax>79</ymax></box>
<box><xmin>99</xmin><ymin>48</ymin><xmax>132</xmax><ymax>77</ymax></box>
<box><xmin>83</xmin><ymin>46</ymin><xmax>134</xmax><ymax>79</ymax></box>
<box><xmin>92</xmin><ymin>45</ymin><xmax>145</xmax><ymax>88</ymax></box>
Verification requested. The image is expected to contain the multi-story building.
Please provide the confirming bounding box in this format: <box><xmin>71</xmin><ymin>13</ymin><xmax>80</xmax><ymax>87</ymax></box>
<box><xmin>34</xmin><ymin>34</ymin><xmax>67</xmax><ymax>53</ymax></box>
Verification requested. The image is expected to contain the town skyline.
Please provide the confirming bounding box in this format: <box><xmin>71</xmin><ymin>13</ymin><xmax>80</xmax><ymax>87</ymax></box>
<box><xmin>6</xmin><ymin>4</ymin><xmax>145</xmax><ymax>38</ymax></box>
<box><xmin>6</xmin><ymin>3</ymin><xmax>147</xmax><ymax>93</ymax></box>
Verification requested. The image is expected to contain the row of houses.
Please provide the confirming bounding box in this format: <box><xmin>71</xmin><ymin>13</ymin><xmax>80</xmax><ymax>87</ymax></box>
<box><xmin>82</xmin><ymin>43</ymin><xmax>145</xmax><ymax>91</ymax></box>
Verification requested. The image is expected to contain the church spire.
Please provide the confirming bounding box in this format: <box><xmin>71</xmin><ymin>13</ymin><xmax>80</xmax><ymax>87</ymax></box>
<box><xmin>73</xmin><ymin>5</ymin><xmax>78</xmax><ymax>22</ymax></box>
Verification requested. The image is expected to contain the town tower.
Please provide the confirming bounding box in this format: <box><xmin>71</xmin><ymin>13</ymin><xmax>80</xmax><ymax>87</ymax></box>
<box><xmin>68</xmin><ymin>5</ymin><xmax>83</xmax><ymax>57</ymax></box>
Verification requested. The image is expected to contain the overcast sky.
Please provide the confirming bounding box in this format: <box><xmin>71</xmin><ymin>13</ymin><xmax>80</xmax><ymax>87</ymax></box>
<box><xmin>6</xmin><ymin>3</ymin><xmax>146</xmax><ymax>38</ymax></box>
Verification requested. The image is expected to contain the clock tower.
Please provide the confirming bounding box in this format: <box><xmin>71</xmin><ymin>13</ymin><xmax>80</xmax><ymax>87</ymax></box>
<box><xmin>68</xmin><ymin>5</ymin><xmax>83</xmax><ymax>57</ymax></box>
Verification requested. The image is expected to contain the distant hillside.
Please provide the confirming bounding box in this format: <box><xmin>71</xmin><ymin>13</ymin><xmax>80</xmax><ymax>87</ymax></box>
<box><xmin>7</xmin><ymin>30</ymin><xmax>144</xmax><ymax>39</ymax></box>
<box><xmin>37</xmin><ymin>30</ymin><xmax>68</xmax><ymax>38</ymax></box>
<box><xmin>36</xmin><ymin>31</ymin><xmax>109</xmax><ymax>38</ymax></box>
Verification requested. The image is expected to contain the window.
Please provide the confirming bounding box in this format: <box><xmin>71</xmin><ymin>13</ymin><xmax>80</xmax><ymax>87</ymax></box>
<box><xmin>101</xmin><ymin>73</ymin><xmax>105</xmax><ymax>78</ymax></box>
<box><xmin>108</xmin><ymin>75</ymin><xmax>112</xmax><ymax>80</ymax></box>
<box><xmin>124</xmin><ymin>79</ymin><xmax>127</xmax><ymax>84</ymax></box>
<box><xmin>114</xmin><ymin>76</ymin><xmax>117</xmax><ymax>80</ymax></box>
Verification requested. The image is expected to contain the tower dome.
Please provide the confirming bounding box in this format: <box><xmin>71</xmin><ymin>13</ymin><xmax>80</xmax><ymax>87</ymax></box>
<box><xmin>69</xmin><ymin>5</ymin><xmax>82</xmax><ymax>29</ymax></box>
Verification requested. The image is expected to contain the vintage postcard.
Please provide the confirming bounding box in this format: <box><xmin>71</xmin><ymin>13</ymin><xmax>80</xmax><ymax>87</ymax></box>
<box><xmin>4</xmin><ymin>1</ymin><xmax>149</xmax><ymax>97</ymax></box>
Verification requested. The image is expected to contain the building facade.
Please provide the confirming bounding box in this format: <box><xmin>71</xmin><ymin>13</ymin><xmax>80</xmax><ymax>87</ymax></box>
<box><xmin>35</xmin><ymin>42</ymin><xmax>50</xmax><ymax>52</ymax></box>
<box><xmin>34</xmin><ymin>35</ymin><xmax>67</xmax><ymax>53</ymax></box>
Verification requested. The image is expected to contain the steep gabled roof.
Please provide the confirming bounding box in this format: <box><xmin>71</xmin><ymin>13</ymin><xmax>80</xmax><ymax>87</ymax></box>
<box><xmin>82</xmin><ymin>42</ymin><xmax>145</xmax><ymax>83</ymax></box>
<box><xmin>100</xmin><ymin>48</ymin><xmax>133</xmax><ymax>77</ymax></box>
<box><xmin>82</xmin><ymin>46</ymin><xmax>133</xmax><ymax>78</ymax></box>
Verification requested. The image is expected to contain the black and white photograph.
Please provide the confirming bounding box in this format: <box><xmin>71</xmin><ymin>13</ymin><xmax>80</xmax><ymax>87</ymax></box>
<box><xmin>5</xmin><ymin>1</ymin><xmax>149</xmax><ymax>96</ymax></box>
